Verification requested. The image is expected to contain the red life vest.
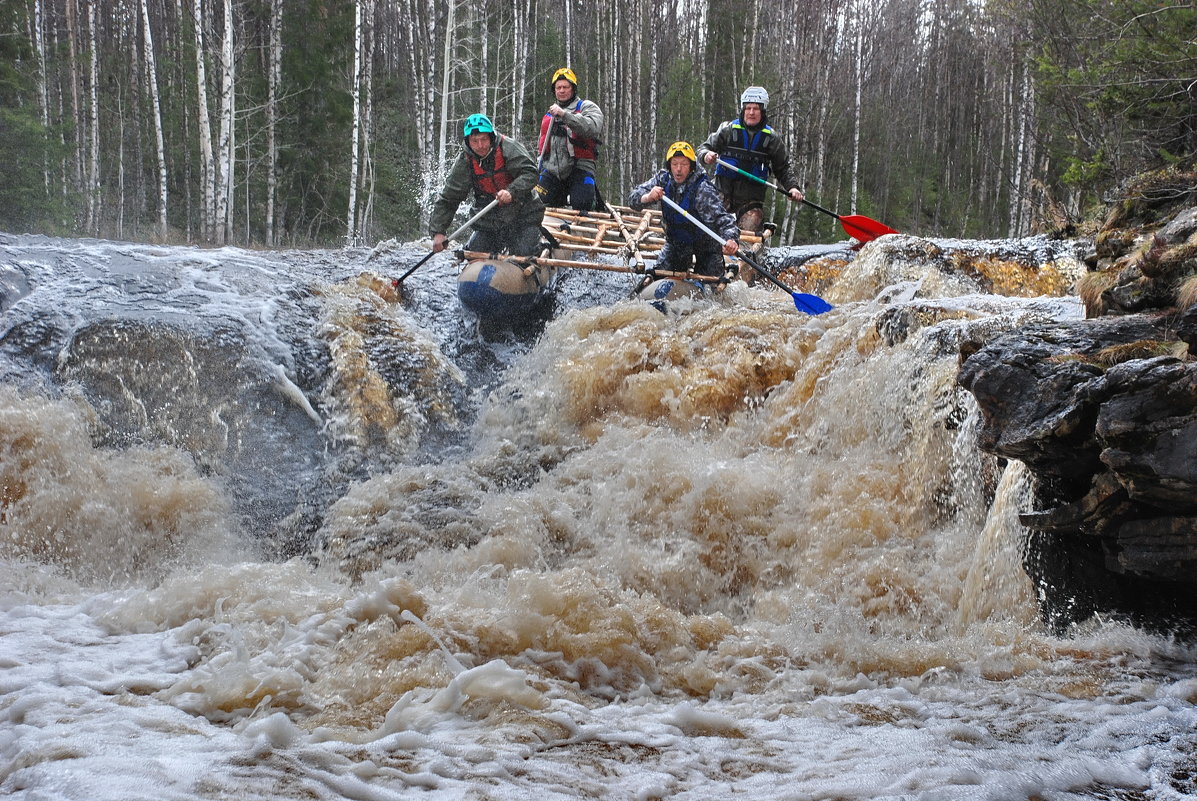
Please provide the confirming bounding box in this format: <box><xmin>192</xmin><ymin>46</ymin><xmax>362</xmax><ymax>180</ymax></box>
<box><xmin>469</xmin><ymin>135</ymin><xmax>514</xmax><ymax>195</ymax></box>
<box><xmin>537</xmin><ymin>100</ymin><xmax>599</xmax><ymax>161</ymax></box>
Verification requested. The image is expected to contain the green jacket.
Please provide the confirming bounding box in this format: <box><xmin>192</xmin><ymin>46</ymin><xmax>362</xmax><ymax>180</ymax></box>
<box><xmin>429</xmin><ymin>134</ymin><xmax>545</xmax><ymax>236</ymax></box>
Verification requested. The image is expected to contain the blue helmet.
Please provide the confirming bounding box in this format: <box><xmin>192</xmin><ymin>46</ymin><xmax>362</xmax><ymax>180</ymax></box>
<box><xmin>463</xmin><ymin>113</ymin><xmax>495</xmax><ymax>137</ymax></box>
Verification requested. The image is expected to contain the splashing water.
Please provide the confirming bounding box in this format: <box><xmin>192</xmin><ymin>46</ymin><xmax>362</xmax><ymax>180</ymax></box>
<box><xmin>2</xmin><ymin>232</ymin><xmax>1196</xmax><ymax>801</ymax></box>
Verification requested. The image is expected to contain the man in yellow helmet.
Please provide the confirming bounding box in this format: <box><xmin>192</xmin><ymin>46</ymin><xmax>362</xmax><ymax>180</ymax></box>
<box><xmin>628</xmin><ymin>141</ymin><xmax>739</xmax><ymax>279</ymax></box>
<box><xmin>535</xmin><ymin>67</ymin><xmax>604</xmax><ymax>212</ymax></box>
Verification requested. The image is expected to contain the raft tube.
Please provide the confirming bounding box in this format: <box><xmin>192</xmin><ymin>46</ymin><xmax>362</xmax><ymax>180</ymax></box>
<box><xmin>457</xmin><ymin>257</ymin><xmax>557</xmax><ymax>320</ymax></box>
<box><xmin>637</xmin><ymin>277</ymin><xmax>709</xmax><ymax>312</ymax></box>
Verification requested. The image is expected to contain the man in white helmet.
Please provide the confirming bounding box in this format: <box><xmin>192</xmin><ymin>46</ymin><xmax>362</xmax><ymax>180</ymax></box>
<box><xmin>696</xmin><ymin>86</ymin><xmax>804</xmax><ymax>234</ymax></box>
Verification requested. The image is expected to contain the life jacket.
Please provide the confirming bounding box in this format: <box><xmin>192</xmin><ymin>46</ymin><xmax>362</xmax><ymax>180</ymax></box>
<box><xmin>661</xmin><ymin>172</ymin><xmax>707</xmax><ymax>245</ymax></box>
<box><xmin>714</xmin><ymin>120</ymin><xmax>773</xmax><ymax>179</ymax></box>
<box><xmin>468</xmin><ymin>135</ymin><xmax>513</xmax><ymax>196</ymax></box>
<box><xmin>537</xmin><ymin>99</ymin><xmax>600</xmax><ymax>161</ymax></box>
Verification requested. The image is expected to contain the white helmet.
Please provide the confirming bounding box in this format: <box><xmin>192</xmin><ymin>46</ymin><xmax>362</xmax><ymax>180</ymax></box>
<box><xmin>740</xmin><ymin>86</ymin><xmax>769</xmax><ymax>108</ymax></box>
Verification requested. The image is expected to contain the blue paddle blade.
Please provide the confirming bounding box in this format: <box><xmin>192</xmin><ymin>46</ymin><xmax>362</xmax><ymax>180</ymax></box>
<box><xmin>792</xmin><ymin>292</ymin><xmax>834</xmax><ymax>314</ymax></box>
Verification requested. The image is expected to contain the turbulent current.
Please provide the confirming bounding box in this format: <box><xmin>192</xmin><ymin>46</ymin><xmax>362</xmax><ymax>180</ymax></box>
<box><xmin>2</xmin><ymin>231</ymin><xmax>1196</xmax><ymax>800</ymax></box>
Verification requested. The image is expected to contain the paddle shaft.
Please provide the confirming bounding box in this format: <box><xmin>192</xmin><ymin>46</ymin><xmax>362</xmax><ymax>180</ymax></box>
<box><xmin>659</xmin><ymin>192</ymin><xmax>833</xmax><ymax>314</ymax></box>
<box><xmin>395</xmin><ymin>197</ymin><xmax>501</xmax><ymax>285</ymax></box>
<box><xmin>658</xmin><ymin>192</ymin><xmax>775</xmax><ymax>288</ymax></box>
<box><xmin>657</xmin><ymin>193</ymin><xmax>735</xmax><ymax>253</ymax></box>
<box><xmin>715</xmin><ymin>157</ymin><xmax>833</xmax><ymax>217</ymax></box>
<box><xmin>713</xmin><ymin>157</ymin><xmax>896</xmax><ymax>241</ymax></box>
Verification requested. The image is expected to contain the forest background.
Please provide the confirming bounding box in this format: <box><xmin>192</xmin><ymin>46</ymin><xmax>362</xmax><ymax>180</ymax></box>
<box><xmin>1</xmin><ymin>0</ymin><xmax>1194</xmax><ymax>249</ymax></box>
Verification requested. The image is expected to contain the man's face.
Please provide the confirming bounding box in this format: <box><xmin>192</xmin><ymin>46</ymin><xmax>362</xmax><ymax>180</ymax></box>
<box><xmin>554</xmin><ymin>79</ymin><xmax>574</xmax><ymax>103</ymax></box>
<box><xmin>467</xmin><ymin>131</ymin><xmax>492</xmax><ymax>157</ymax></box>
<box><xmin>669</xmin><ymin>155</ymin><xmax>692</xmax><ymax>183</ymax></box>
<box><xmin>742</xmin><ymin>103</ymin><xmax>763</xmax><ymax>126</ymax></box>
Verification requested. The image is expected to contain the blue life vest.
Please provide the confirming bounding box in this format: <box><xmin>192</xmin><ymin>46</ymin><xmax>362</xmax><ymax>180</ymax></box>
<box><xmin>661</xmin><ymin>173</ymin><xmax>707</xmax><ymax>245</ymax></box>
<box><xmin>714</xmin><ymin>120</ymin><xmax>773</xmax><ymax>179</ymax></box>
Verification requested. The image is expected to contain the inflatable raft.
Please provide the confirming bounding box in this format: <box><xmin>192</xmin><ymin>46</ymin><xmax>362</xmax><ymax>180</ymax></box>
<box><xmin>456</xmin><ymin>256</ymin><xmax>558</xmax><ymax>320</ymax></box>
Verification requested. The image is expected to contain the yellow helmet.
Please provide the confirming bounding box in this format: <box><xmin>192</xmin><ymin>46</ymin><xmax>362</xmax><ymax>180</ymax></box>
<box><xmin>664</xmin><ymin>140</ymin><xmax>696</xmax><ymax>165</ymax></box>
<box><xmin>551</xmin><ymin>67</ymin><xmax>577</xmax><ymax>88</ymax></box>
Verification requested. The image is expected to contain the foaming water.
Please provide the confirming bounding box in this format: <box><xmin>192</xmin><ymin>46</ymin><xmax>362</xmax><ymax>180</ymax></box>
<box><xmin>2</xmin><ymin>234</ymin><xmax>1196</xmax><ymax>800</ymax></box>
<box><xmin>0</xmin><ymin>386</ymin><xmax>239</xmax><ymax>587</ymax></box>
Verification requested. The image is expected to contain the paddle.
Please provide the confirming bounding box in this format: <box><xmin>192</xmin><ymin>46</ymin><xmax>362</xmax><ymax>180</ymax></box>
<box><xmin>714</xmin><ymin>157</ymin><xmax>897</xmax><ymax>244</ymax></box>
<box><xmin>393</xmin><ymin>197</ymin><xmax>501</xmax><ymax>287</ymax></box>
<box><xmin>658</xmin><ymin>193</ymin><xmax>833</xmax><ymax>315</ymax></box>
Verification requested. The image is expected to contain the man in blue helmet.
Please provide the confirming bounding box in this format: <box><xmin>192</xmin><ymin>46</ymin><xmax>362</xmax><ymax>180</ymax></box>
<box><xmin>429</xmin><ymin>113</ymin><xmax>545</xmax><ymax>257</ymax></box>
<box><xmin>696</xmin><ymin>86</ymin><xmax>804</xmax><ymax>234</ymax></box>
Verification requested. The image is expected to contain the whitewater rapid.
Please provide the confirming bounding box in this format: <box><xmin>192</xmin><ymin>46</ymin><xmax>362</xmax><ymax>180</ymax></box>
<box><xmin>2</xmin><ymin>232</ymin><xmax>1196</xmax><ymax>800</ymax></box>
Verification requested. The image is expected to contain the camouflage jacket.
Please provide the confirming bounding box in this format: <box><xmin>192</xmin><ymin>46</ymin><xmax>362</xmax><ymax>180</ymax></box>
<box><xmin>627</xmin><ymin>169</ymin><xmax>739</xmax><ymax>248</ymax></box>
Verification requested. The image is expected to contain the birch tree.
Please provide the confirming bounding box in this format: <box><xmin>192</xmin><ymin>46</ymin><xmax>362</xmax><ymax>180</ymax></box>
<box><xmin>215</xmin><ymin>0</ymin><xmax>234</xmax><ymax>244</ymax></box>
<box><xmin>139</xmin><ymin>0</ymin><xmax>168</xmax><ymax>238</ymax></box>
<box><xmin>346</xmin><ymin>0</ymin><xmax>365</xmax><ymax>246</ymax></box>
<box><xmin>86</xmin><ymin>0</ymin><xmax>99</xmax><ymax>233</ymax></box>
<box><xmin>193</xmin><ymin>0</ymin><xmax>216</xmax><ymax>241</ymax></box>
<box><xmin>33</xmin><ymin>0</ymin><xmax>49</xmax><ymax>191</ymax></box>
<box><xmin>266</xmin><ymin>0</ymin><xmax>282</xmax><ymax>245</ymax></box>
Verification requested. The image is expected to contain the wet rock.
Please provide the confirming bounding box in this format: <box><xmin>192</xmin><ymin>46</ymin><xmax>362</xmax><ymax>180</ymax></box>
<box><xmin>960</xmin><ymin>307</ymin><xmax>1197</xmax><ymax>633</ymax></box>
<box><xmin>958</xmin><ymin>165</ymin><xmax>1197</xmax><ymax>635</ymax></box>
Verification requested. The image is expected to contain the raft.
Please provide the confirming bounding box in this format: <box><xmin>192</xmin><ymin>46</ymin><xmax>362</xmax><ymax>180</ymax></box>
<box><xmin>456</xmin><ymin>257</ymin><xmax>558</xmax><ymax>320</ymax></box>
<box><xmin>636</xmin><ymin>276</ymin><xmax>711</xmax><ymax>312</ymax></box>
<box><xmin>453</xmin><ymin>206</ymin><xmax>764</xmax><ymax>319</ymax></box>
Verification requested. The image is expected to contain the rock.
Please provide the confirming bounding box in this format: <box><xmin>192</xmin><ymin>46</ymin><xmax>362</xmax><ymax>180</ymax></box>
<box><xmin>959</xmin><ymin>308</ymin><xmax>1197</xmax><ymax>633</ymax></box>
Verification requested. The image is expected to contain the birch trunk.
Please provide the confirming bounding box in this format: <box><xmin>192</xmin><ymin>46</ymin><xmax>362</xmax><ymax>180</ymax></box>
<box><xmin>346</xmin><ymin>0</ymin><xmax>364</xmax><ymax>246</ymax></box>
<box><xmin>1008</xmin><ymin>57</ymin><xmax>1032</xmax><ymax>237</ymax></box>
<box><xmin>437</xmin><ymin>0</ymin><xmax>455</xmax><ymax>171</ymax></box>
<box><xmin>850</xmin><ymin>0</ymin><xmax>862</xmax><ymax>215</ymax></box>
<box><xmin>33</xmin><ymin>0</ymin><xmax>49</xmax><ymax>191</ymax></box>
<box><xmin>216</xmin><ymin>0</ymin><xmax>235</xmax><ymax>245</ymax></box>
<box><xmin>361</xmin><ymin>0</ymin><xmax>376</xmax><ymax>240</ymax></box>
<box><xmin>87</xmin><ymin>0</ymin><xmax>100</xmax><ymax>233</ymax></box>
<box><xmin>140</xmin><ymin>0</ymin><xmax>169</xmax><ymax>238</ymax></box>
<box><xmin>194</xmin><ymin>0</ymin><xmax>215</xmax><ymax>241</ymax></box>
<box><xmin>66</xmin><ymin>0</ymin><xmax>85</xmax><ymax>190</ymax></box>
<box><xmin>266</xmin><ymin>0</ymin><xmax>282</xmax><ymax>245</ymax></box>
<box><xmin>480</xmin><ymin>6</ymin><xmax>488</xmax><ymax>114</ymax></box>
<box><xmin>511</xmin><ymin>1</ymin><xmax>525</xmax><ymax>133</ymax></box>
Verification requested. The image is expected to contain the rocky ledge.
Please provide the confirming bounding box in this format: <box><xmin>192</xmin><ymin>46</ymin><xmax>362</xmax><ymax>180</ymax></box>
<box><xmin>959</xmin><ymin>164</ymin><xmax>1197</xmax><ymax>633</ymax></box>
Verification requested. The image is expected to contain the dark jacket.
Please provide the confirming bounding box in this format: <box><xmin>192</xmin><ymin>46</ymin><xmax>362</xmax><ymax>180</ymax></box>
<box><xmin>696</xmin><ymin>118</ymin><xmax>801</xmax><ymax>205</ymax></box>
<box><xmin>628</xmin><ymin>168</ymin><xmax>738</xmax><ymax>250</ymax></box>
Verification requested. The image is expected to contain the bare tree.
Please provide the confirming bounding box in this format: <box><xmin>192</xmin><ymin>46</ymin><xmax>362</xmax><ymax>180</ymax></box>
<box><xmin>346</xmin><ymin>0</ymin><xmax>365</xmax><ymax>246</ymax></box>
<box><xmin>139</xmin><ymin>0</ymin><xmax>168</xmax><ymax>238</ymax></box>
<box><xmin>193</xmin><ymin>0</ymin><xmax>216</xmax><ymax>241</ymax></box>
<box><xmin>215</xmin><ymin>0</ymin><xmax>234</xmax><ymax>244</ymax></box>
<box><xmin>266</xmin><ymin>0</ymin><xmax>282</xmax><ymax>245</ymax></box>
<box><xmin>86</xmin><ymin>0</ymin><xmax>99</xmax><ymax>233</ymax></box>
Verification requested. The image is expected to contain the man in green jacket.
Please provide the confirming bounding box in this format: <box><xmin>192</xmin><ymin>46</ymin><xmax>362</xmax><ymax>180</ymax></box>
<box><xmin>430</xmin><ymin>114</ymin><xmax>545</xmax><ymax>257</ymax></box>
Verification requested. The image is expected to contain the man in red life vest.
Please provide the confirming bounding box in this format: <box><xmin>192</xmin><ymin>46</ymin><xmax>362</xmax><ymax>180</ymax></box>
<box><xmin>430</xmin><ymin>114</ymin><xmax>545</xmax><ymax>257</ymax></box>
<box><xmin>535</xmin><ymin>68</ymin><xmax>604</xmax><ymax>212</ymax></box>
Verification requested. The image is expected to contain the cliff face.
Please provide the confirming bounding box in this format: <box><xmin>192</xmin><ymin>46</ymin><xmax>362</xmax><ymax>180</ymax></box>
<box><xmin>959</xmin><ymin>166</ymin><xmax>1197</xmax><ymax>633</ymax></box>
